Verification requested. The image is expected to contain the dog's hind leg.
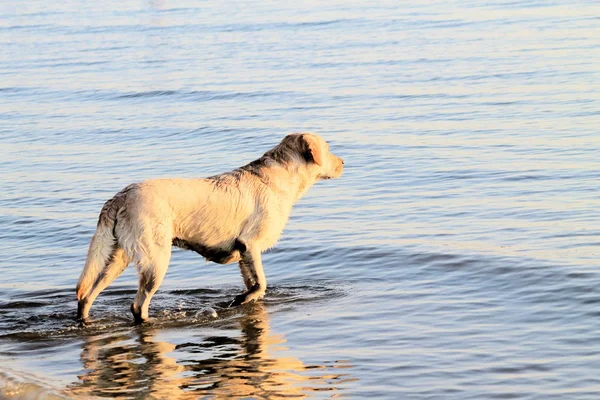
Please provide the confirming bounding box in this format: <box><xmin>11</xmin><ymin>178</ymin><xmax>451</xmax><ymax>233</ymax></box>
<box><xmin>230</xmin><ymin>245</ymin><xmax>266</xmax><ymax>307</ymax></box>
<box><xmin>131</xmin><ymin>247</ymin><xmax>171</xmax><ymax>324</ymax></box>
<box><xmin>77</xmin><ymin>248</ymin><xmax>130</xmax><ymax>321</ymax></box>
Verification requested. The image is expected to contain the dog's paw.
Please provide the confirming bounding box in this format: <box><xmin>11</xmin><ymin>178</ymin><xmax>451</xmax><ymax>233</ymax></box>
<box><xmin>241</xmin><ymin>289</ymin><xmax>265</xmax><ymax>304</ymax></box>
<box><xmin>228</xmin><ymin>293</ymin><xmax>247</xmax><ymax>308</ymax></box>
<box><xmin>131</xmin><ymin>304</ymin><xmax>150</xmax><ymax>324</ymax></box>
<box><xmin>228</xmin><ymin>288</ymin><xmax>265</xmax><ymax>308</ymax></box>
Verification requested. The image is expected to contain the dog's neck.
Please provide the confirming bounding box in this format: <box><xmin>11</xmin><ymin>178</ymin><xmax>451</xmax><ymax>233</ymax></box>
<box><xmin>240</xmin><ymin>156</ymin><xmax>318</xmax><ymax>204</ymax></box>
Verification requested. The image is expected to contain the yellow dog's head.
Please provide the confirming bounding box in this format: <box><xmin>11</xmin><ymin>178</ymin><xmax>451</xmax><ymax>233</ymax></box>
<box><xmin>273</xmin><ymin>133</ymin><xmax>344</xmax><ymax>180</ymax></box>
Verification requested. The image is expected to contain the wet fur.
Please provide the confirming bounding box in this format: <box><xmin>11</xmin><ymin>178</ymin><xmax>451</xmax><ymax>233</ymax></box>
<box><xmin>76</xmin><ymin>133</ymin><xmax>344</xmax><ymax>323</ymax></box>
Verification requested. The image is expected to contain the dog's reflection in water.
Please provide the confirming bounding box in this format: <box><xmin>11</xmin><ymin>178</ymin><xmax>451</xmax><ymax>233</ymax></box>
<box><xmin>69</xmin><ymin>304</ymin><xmax>355</xmax><ymax>398</ymax></box>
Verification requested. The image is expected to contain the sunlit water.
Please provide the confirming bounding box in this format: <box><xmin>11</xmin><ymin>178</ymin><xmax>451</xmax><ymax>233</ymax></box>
<box><xmin>1</xmin><ymin>0</ymin><xmax>600</xmax><ymax>398</ymax></box>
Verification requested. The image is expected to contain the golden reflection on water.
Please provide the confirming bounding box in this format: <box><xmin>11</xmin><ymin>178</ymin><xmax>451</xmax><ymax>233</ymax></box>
<box><xmin>68</xmin><ymin>304</ymin><xmax>355</xmax><ymax>399</ymax></box>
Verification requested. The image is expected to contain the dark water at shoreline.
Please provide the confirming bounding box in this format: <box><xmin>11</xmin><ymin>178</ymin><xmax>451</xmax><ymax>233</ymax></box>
<box><xmin>1</xmin><ymin>0</ymin><xmax>600</xmax><ymax>398</ymax></box>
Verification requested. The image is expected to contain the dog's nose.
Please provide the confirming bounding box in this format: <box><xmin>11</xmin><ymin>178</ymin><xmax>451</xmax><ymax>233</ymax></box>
<box><xmin>341</xmin><ymin>158</ymin><xmax>345</xmax><ymax>165</ymax></box>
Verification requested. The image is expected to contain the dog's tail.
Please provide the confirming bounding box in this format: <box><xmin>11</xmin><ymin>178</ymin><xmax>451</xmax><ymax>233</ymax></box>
<box><xmin>76</xmin><ymin>189</ymin><xmax>130</xmax><ymax>302</ymax></box>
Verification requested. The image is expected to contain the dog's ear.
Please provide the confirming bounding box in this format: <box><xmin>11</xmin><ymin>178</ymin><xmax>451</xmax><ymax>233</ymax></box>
<box><xmin>301</xmin><ymin>134</ymin><xmax>324</xmax><ymax>166</ymax></box>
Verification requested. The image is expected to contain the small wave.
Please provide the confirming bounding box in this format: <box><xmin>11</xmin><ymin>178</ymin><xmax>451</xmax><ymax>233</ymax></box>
<box><xmin>40</xmin><ymin>60</ymin><xmax>109</xmax><ymax>68</ymax></box>
<box><xmin>0</xmin><ymin>24</ymin><xmax>54</xmax><ymax>31</ymax></box>
<box><xmin>116</xmin><ymin>90</ymin><xmax>180</xmax><ymax>99</ymax></box>
<box><xmin>294</xmin><ymin>19</ymin><xmax>355</xmax><ymax>28</ymax></box>
<box><xmin>215</xmin><ymin>18</ymin><xmax>360</xmax><ymax>33</ymax></box>
<box><xmin>0</xmin><ymin>370</ymin><xmax>67</xmax><ymax>400</ymax></box>
<box><xmin>0</xmin><ymin>87</ymin><xmax>28</xmax><ymax>93</ymax></box>
<box><xmin>0</xmin><ymin>86</ymin><xmax>298</xmax><ymax>104</ymax></box>
<box><xmin>0</xmin><ymin>301</ymin><xmax>48</xmax><ymax>310</ymax></box>
<box><xmin>113</xmin><ymin>89</ymin><xmax>295</xmax><ymax>102</ymax></box>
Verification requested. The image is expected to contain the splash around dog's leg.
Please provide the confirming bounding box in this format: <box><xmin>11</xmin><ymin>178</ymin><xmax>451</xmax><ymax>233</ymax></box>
<box><xmin>228</xmin><ymin>283</ymin><xmax>266</xmax><ymax>307</ymax></box>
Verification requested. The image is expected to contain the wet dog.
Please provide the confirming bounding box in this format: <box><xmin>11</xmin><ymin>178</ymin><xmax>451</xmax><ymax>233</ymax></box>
<box><xmin>76</xmin><ymin>133</ymin><xmax>344</xmax><ymax>323</ymax></box>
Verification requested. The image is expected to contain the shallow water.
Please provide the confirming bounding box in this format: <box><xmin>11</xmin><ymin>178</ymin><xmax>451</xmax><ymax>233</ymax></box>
<box><xmin>1</xmin><ymin>0</ymin><xmax>600</xmax><ymax>398</ymax></box>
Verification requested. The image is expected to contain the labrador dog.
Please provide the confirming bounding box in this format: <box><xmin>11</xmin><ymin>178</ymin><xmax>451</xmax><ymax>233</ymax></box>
<box><xmin>76</xmin><ymin>133</ymin><xmax>344</xmax><ymax>323</ymax></box>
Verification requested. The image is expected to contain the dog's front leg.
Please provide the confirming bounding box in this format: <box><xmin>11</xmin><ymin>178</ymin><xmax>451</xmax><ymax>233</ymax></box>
<box><xmin>238</xmin><ymin>258</ymin><xmax>256</xmax><ymax>290</ymax></box>
<box><xmin>230</xmin><ymin>245</ymin><xmax>266</xmax><ymax>307</ymax></box>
